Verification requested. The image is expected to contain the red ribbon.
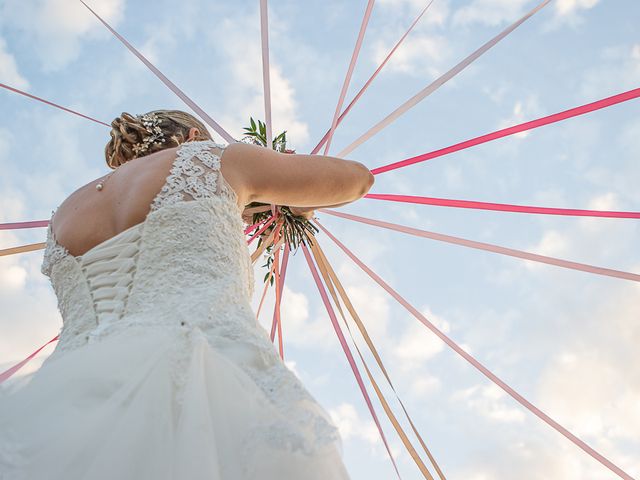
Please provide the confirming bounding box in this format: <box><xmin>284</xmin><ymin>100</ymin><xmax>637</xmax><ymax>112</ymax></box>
<box><xmin>364</xmin><ymin>193</ymin><xmax>640</xmax><ymax>219</ymax></box>
<box><xmin>371</xmin><ymin>87</ymin><xmax>640</xmax><ymax>175</ymax></box>
<box><xmin>0</xmin><ymin>335</ymin><xmax>59</xmax><ymax>384</ymax></box>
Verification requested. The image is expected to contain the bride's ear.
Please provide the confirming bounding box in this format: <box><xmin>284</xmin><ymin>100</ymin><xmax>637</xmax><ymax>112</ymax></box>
<box><xmin>187</xmin><ymin>127</ymin><xmax>200</xmax><ymax>141</ymax></box>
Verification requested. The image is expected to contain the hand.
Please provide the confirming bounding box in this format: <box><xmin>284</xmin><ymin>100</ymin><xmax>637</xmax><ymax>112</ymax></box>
<box><xmin>288</xmin><ymin>206</ymin><xmax>315</xmax><ymax>220</ymax></box>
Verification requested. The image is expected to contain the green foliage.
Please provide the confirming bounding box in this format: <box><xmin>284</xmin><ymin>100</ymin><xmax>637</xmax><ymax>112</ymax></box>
<box><xmin>242</xmin><ymin>117</ymin><xmax>319</xmax><ymax>284</ymax></box>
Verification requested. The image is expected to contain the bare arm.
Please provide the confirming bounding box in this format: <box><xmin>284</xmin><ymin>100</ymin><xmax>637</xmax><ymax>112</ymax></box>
<box><xmin>220</xmin><ymin>142</ymin><xmax>374</xmax><ymax>209</ymax></box>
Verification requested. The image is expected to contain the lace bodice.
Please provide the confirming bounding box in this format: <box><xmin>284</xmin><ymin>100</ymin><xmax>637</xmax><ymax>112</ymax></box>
<box><xmin>36</xmin><ymin>139</ymin><xmax>341</xmax><ymax>459</ymax></box>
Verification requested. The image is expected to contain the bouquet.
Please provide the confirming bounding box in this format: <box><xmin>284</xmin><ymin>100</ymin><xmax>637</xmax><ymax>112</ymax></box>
<box><xmin>241</xmin><ymin>117</ymin><xmax>319</xmax><ymax>284</ymax></box>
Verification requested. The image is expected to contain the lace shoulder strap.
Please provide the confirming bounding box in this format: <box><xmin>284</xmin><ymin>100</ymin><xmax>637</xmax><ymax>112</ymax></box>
<box><xmin>149</xmin><ymin>139</ymin><xmax>236</xmax><ymax>213</ymax></box>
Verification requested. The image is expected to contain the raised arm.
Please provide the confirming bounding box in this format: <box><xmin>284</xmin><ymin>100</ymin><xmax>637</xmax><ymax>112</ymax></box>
<box><xmin>220</xmin><ymin>141</ymin><xmax>374</xmax><ymax>210</ymax></box>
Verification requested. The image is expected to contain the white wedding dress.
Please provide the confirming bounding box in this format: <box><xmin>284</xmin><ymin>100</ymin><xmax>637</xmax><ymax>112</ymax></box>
<box><xmin>0</xmin><ymin>140</ymin><xmax>350</xmax><ymax>479</ymax></box>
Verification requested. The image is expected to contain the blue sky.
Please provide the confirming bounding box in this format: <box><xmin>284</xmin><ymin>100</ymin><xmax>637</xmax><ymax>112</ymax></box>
<box><xmin>1</xmin><ymin>0</ymin><xmax>639</xmax><ymax>478</ymax></box>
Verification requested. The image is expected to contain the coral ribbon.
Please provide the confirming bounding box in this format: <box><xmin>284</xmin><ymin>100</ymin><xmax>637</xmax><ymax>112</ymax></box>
<box><xmin>364</xmin><ymin>193</ymin><xmax>640</xmax><ymax>219</ymax></box>
<box><xmin>371</xmin><ymin>87</ymin><xmax>640</xmax><ymax>174</ymax></box>
<box><xmin>302</xmin><ymin>243</ymin><xmax>402</xmax><ymax>479</ymax></box>
<box><xmin>314</xmin><ymin>219</ymin><xmax>634</xmax><ymax>480</ymax></box>
<box><xmin>320</xmin><ymin>209</ymin><xmax>640</xmax><ymax>282</ymax></box>
<box><xmin>337</xmin><ymin>0</ymin><xmax>550</xmax><ymax>158</ymax></box>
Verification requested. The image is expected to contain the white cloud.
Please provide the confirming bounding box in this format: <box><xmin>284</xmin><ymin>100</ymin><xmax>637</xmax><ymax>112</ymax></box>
<box><xmin>371</xmin><ymin>33</ymin><xmax>451</xmax><ymax>78</ymax></box>
<box><xmin>391</xmin><ymin>306</ymin><xmax>449</xmax><ymax>370</ymax></box>
<box><xmin>0</xmin><ymin>37</ymin><xmax>29</xmax><ymax>89</ymax></box>
<box><xmin>212</xmin><ymin>11</ymin><xmax>309</xmax><ymax>147</ymax></box>
<box><xmin>452</xmin><ymin>383</ymin><xmax>526</xmax><ymax>423</ymax></box>
<box><xmin>496</xmin><ymin>94</ymin><xmax>542</xmax><ymax>139</ymax></box>
<box><xmin>377</xmin><ymin>0</ymin><xmax>451</xmax><ymax>28</ymax></box>
<box><xmin>580</xmin><ymin>44</ymin><xmax>640</xmax><ymax>98</ymax></box>
<box><xmin>328</xmin><ymin>401</ymin><xmax>380</xmax><ymax>445</ymax></box>
<box><xmin>452</xmin><ymin>0</ymin><xmax>530</xmax><ymax>28</ymax></box>
<box><xmin>551</xmin><ymin>0</ymin><xmax>600</xmax><ymax>26</ymax></box>
<box><xmin>1</xmin><ymin>0</ymin><xmax>126</xmax><ymax>71</ymax></box>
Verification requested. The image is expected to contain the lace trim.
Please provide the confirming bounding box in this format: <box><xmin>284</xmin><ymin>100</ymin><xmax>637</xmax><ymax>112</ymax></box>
<box><xmin>41</xmin><ymin>140</ymin><xmax>241</xmax><ymax>278</ymax></box>
<box><xmin>40</xmin><ymin>210</ymin><xmax>70</xmax><ymax>277</ymax></box>
<box><xmin>149</xmin><ymin>140</ymin><xmax>236</xmax><ymax>212</ymax></box>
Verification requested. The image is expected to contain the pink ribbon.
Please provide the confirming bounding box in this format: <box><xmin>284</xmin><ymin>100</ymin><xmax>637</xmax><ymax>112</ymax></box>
<box><xmin>0</xmin><ymin>220</ymin><xmax>50</xmax><ymax>230</ymax></box>
<box><xmin>259</xmin><ymin>0</ymin><xmax>273</xmax><ymax>148</ymax></box>
<box><xmin>301</xmin><ymin>244</ymin><xmax>402</xmax><ymax>479</ymax></box>
<box><xmin>319</xmin><ymin>209</ymin><xmax>640</xmax><ymax>283</ymax></box>
<box><xmin>0</xmin><ymin>335</ymin><xmax>59</xmax><ymax>384</ymax></box>
<box><xmin>322</xmin><ymin>0</ymin><xmax>376</xmax><ymax>155</ymax></box>
<box><xmin>247</xmin><ymin>215</ymin><xmax>275</xmax><ymax>245</ymax></box>
<box><xmin>314</xmin><ymin>219</ymin><xmax>634</xmax><ymax>480</ymax></box>
<box><xmin>270</xmin><ymin>244</ymin><xmax>289</xmax><ymax>345</ymax></box>
<box><xmin>364</xmin><ymin>193</ymin><xmax>640</xmax><ymax>219</ymax></box>
<box><xmin>0</xmin><ymin>82</ymin><xmax>109</xmax><ymax>127</ymax></box>
<box><xmin>337</xmin><ymin>0</ymin><xmax>550</xmax><ymax>158</ymax></box>
<box><xmin>371</xmin><ymin>87</ymin><xmax>640</xmax><ymax>174</ymax></box>
<box><xmin>311</xmin><ymin>0</ymin><xmax>434</xmax><ymax>155</ymax></box>
<box><xmin>79</xmin><ymin>0</ymin><xmax>235</xmax><ymax>144</ymax></box>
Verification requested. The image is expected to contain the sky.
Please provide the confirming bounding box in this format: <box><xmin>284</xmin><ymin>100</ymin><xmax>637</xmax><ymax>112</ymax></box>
<box><xmin>1</xmin><ymin>0</ymin><xmax>639</xmax><ymax>478</ymax></box>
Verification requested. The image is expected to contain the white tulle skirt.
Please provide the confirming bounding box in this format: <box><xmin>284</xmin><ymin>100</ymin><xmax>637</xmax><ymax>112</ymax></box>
<box><xmin>0</xmin><ymin>327</ymin><xmax>350</xmax><ymax>479</ymax></box>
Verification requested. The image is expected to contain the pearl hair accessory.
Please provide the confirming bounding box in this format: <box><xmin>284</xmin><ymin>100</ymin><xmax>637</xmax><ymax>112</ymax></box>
<box><xmin>131</xmin><ymin>112</ymin><xmax>166</xmax><ymax>156</ymax></box>
<box><xmin>99</xmin><ymin>113</ymin><xmax>168</xmax><ymax>191</ymax></box>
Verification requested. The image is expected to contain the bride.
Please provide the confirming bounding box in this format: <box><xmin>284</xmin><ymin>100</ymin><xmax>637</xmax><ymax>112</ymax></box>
<box><xmin>0</xmin><ymin>109</ymin><xmax>374</xmax><ymax>479</ymax></box>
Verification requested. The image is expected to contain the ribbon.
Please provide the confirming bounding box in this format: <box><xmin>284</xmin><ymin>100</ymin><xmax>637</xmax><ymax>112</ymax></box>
<box><xmin>322</xmin><ymin>0</ymin><xmax>376</xmax><ymax>155</ymax></box>
<box><xmin>320</xmin><ymin>209</ymin><xmax>640</xmax><ymax>283</ymax></box>
<box><xmin>270</xmin><ymin>245</ymin><xmax>290</xmax><ymax>360</ymax></box>
<box><xmin>0</xmin><ymin>220</ymin><xmax>50</xmax><ymax>230</ymax></box>
<box><xmin>311</xmin><ymin>240</ymin><xmax>445</xmax><ymax>479</ymax></box>
<box><xmin>0</xmin><ymin>242</ymin><xmax>45</xmax><ymax>258</ymax></box>
<box><xmin>260</xmin><ymin>0</ymin><xmax>273</xmax><ymax>148</ymax></box>
<box><xmin>371</xmin><ymin>87</ymin><xmax>640</xmax><ymax>174</ymax></box>
<box><xmin>314</xmin><ymin>219</ymin><xmax>634</xmax><ymax>480</ymax></box>
<box><xmin>337</xmin><ymin>0</ymin><xmax>550</xmax><ymax>158</ymax></box>
<box><xmin>364</xmin><ymin>193</ymin><xmax>640</xmax><ymax>219</ymax></box>
<box><xmin>0</xmin><ymin>82</ymin><xmax>109</xmax><ymax>127</ymax></box>
<box><xmin>301</xmin><ymin>244</ymin><xmax>402</xmax><ymax>479</ymax></box>
<box><xmin>247</xmin><ymin>215</ymin><xmax>276</xmax><ymax>246</ymax></box>
<box><xmin>311</xmin><ymin>0</ymin><xmax>434</xmax><ymax>154</ymax></box>
<box><xmin>256</xmin><ymin>258</ymin><xmax>278</xmax><ymax>319</ymax></box>
<box><xmin>0</xmin><ymin>335</ymin><xmax>59</xmax><ymax>384</ymax></box>
<box><xmin>79</xmin><ymin>0</ymin><xmax>235</xmax><ymax>144</ymax></box>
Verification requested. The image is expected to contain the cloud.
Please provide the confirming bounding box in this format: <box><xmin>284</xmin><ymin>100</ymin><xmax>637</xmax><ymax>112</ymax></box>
<box><xmin>328</xmin><ymin>401</ymin><xmax>379</xmax><ymax>445</ymax></box>
<box><xmin>371</xmin><ymin>33</ymin><xmax>451</xmax><ymax>78</ymax></box>
<box><xmin>551</xmin><ymin>0</ymin><xmax>600</xmax><ymax>26</ymax></box>
<box><xmin>496</xmin><ymin>94</ymin><xmax>542</xmax><ymax>139</ymax></box>
<box><xmin>452</xmin><ymin>0</ymin><xmax>531</xmax><ymax>28</ymax></box>
<box><xmin>211</xmin><ymin>11</ymin><xmax>309</xmax><ymax>147</ymax></box>
<box><xmin>0</xmin><ymin>37</ymin><xmax>29</xmax><ymax>89</ymax></box>
<box><xmin>579</xmin><ymin>43</ymin><xmax>640</xmax><ymax>98</ymax></box>
<box><xmin>452</xmin><ymin>383</ymin><xmax>526</xmax><ymax>423</ymax></box>
<box><xmin>1</xmin><ymin>0</ymin><xmax>126</xmax><ymax>71</ymax></box>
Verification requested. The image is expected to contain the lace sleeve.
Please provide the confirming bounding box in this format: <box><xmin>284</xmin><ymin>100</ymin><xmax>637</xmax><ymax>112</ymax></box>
<box><xmin>149</xmin><ymin>140</ymin><xmax>237</xmax><ymax>213</ymax></box>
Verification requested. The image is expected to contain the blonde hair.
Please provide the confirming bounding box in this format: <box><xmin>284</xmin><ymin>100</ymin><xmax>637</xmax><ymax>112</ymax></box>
<box><xmin>104</xmin><ymin>109</ymin><xmax>212</xmax><ymax>169</ymax></box>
